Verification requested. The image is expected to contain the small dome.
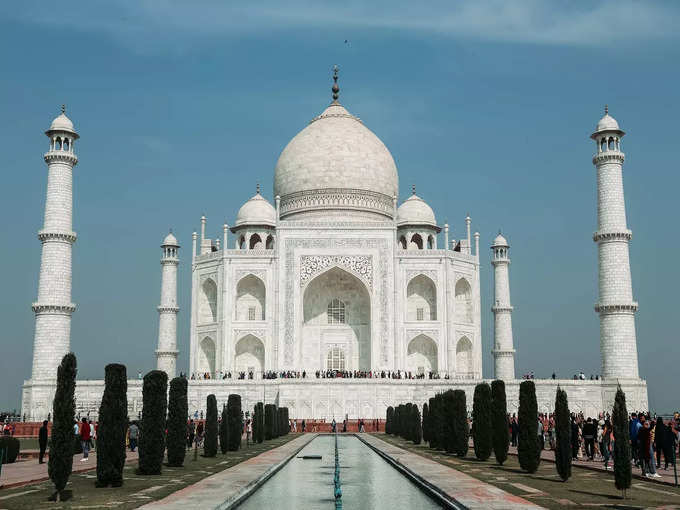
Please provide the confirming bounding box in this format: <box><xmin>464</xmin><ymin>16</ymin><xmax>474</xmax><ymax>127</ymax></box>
<box><xmin>596</xmin><ymin>114</ymin><xmax>620</xmax><ymax>132</ymax></box>
<box><xmin>397</xmin><ymin>194</ymin><xmax>436</xmax><ymax>227</ymax></box>
<box><xmin>162</xmin><ymin>232</ymin><xmax>179</xmax><ymax>246</ymax></box>
<box><xmin>47</xmin><ymin>112</ymin><xmax>78</xmax><ymax>137</ymax></box>
<box><xmin>235</xmin><ymin>192</ymin><xmax>276</xmax><ymax>227</ymax></box>
<box><xmin>492</xmin><ymin>233</ymin><xmax>508</xmax><ymax>247</ymax></box>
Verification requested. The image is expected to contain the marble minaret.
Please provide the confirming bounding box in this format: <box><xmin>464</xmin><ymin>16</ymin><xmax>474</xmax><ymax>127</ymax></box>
<box><xmin>155</xmin><ymin>231</ymin><xmax>180</xmax><ymax>377</ymax></box>
<box><xmin>591</xmin><ymin>106</ymin><xmax>640</xmax><ymax>380</ymax></box>
<box><xmin>31</xmin><ymin>107</ymin><xmax>79</xmax><ymax>381</ymax></box>
<box><xmin>491</xmin><ymin>232</ymin><xmax>516</xmax><ymax>380</ymax></box>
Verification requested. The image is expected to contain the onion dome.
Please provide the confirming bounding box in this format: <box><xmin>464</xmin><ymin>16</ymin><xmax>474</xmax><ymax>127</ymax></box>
<box><xmin>162</xmin><ymin>231</ymin><xmax>179</xmax><ymax>247</ymax></box>
<box><xmin>397</xmin><ymin>190</ymin><xmax>437</xmax><ymax>227</ymax></box>
<box><xmin>591</xmin><ymin>105</ymin><xmax>624</xmax><ymax>138</ymax></box>
<box><xmin>46</xmin><ymin>105</ymin><xmax>79</xmax><ymax>138</ymax></box>
<box><xmin>492</xmin><ymin>232</ymin><xmax>509</xmax><ymax>247</ymax></box>
<box><xmin>235</xmin><ymin>188</ymin><xmax>276</xmax><ymax>227</ymax></box>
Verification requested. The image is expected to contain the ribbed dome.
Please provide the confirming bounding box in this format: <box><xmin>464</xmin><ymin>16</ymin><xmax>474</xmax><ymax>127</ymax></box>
<box><xmin>235</xmin><ymin>192</ymin><xmax>276</xmax><ymax>227</ymax></box>
<box><xmin>162</xmin><ymin>232</ymin><xmax>179</xmax><ymax>246</ymax></box>
<box><xmin>492</xmin><ymin>233</ymin><xmax>508</xmax><ymax>247</ymax></box>
<box><xmin>273</xmin><ymin>102</ymin><xmax>398</xmax><ymax>219</ymax></box>
<box><xmin>397</xmin><ymin>194</ymin><xmax>436</xmax><ymax>227</ymax></box>
<box><xmin>47</xmin><ymin>112</ymin><xmax>78</xmax><ymax>136</ymax></box>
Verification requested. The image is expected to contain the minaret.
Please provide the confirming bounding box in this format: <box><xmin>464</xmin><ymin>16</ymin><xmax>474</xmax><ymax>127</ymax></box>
<box><xmin>491</xmin><ymin>232</ymin><xmax>515</xmax><ymax>380</ymax></box>
<box><xmin>30</xmin><ymin>106</ymin><xmax>79</xmax><ymax>381</ymax></box>
<box><xmin>156</xmin><ymin>231</ymin><xmax>180</xmax><ymax>377</ymax></box>
<box><xmin>591</xmin><ymin>106</ymin><xmax>639</xmax><ymax>380</ymax></box>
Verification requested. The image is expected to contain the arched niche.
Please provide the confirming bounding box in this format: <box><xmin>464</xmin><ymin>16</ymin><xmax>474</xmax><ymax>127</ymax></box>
<box><xmin>265</xmin><ymin>234</ymin><xmax>274</xmax><ymax>250</ymax></box>
<box><xmin>410</xmin><ymin>233</ymin><xmax>423</xmax><ymax>250</ymax></box>
<box><xmin>199</xmin><ymin>278</ymin><xmax>217</xmax><ymax>323</ymax></box>
<box><xmin>407</xmin><ymin>274</ymin><xmax>437</xmax><ymax>321</ymax></box>
<box><xmin>456</xmin><ymin>336</ymin><xmax>473</xmax><ymax>376</ymax></box>
<box><xmin>235</xmin><ymin>274</ymin><xmax>265</xmax><ymax>321</ymax></box>
<box><xmin>398</xmin><ymin>235</ymin><xmax>407</xmax><ymax>250</ymax></box>
<box><xmin>454</xmin><ymin>278</ymin><xmax>473</xmax><ymax>323</ymax></box>
<box><xmin>198</xmin><ymin>336</ymin><xmax>216</xmax><ymax>375</ymax></box>
<box><xmin>234</xmin><ymin>334</ymin><xmax>265</xmax><ymax>374</ymax></box>
<box><xmin>249</xmin><ymin>233</ymin><xmax>263</xmax><ymax>250</ymax></box>
<box><xmin>406</xmin><ymin>334</ymin><xmax>438</xmax><ymax>373</ymax></box>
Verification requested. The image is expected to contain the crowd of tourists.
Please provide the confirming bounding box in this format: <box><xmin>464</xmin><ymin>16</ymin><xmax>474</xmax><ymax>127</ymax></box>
<box><xmin>186</xmin><ymin>369</ymin><xmax>455</xmax><ymax>381</ymax></box>
<box><xmin>509</xmin><ymin>411</ymin><xmax>679</xmax><ymax>479</ymax></box>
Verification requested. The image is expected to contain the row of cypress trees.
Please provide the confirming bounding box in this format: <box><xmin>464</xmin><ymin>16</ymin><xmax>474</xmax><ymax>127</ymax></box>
<box><xmin>385</xmin><ymin>403</ymin><xmax>422</xmax><ymax>444</ymax></box>
<box><xmin>264</xmin><ymin>404</ymin><xmax>290</xmax><ymax>440</ymax></box>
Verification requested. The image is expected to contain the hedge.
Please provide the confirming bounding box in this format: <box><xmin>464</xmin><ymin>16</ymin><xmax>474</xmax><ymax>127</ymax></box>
<box><xmin>96</xmin><ymin>364</ymin><xmax>128</xmax><ymax>486</ymax></box>
<box><xmin>227</xmin><ymin>394</ymin><xmax>242</xmax><ymax>451</ymax></box>
<box><xmin>491</xmin><ymin>380</ymin><xmax>509</xmax><ymax>465</ymax></box>
<box><xmin>166</xmin><ymin>377</ymin><xmax>188</xmax><ymax>467</ymax></box>
<box><xmin>204</xmin><ymin>394</ymin><xmax>218</xmax><ymax>458</ymax></box>
<box><xmin>137</xmin><ymin>370</ymin><xmax>168</xmax><ymax>475</ymax></box>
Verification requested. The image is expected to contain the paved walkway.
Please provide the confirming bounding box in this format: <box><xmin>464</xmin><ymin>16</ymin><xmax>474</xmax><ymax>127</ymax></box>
<box><xmin>509</xmin><ymin>444</ymin><xmax>680</xmax><ymax>487</ymax></box>
<box><xmin>139</xmin><ymin>434</ymin><xmax>315</xmax><ymax>510</ymax></box>
<box><xmin>361</xmin><ymin>434</ymin><xmax>542</xmax><ymax>509</ymax></box>
<box><xmin>0</xmin><ymin>449</ymin><xmax>139</xmax><ymax>489</ymax></box>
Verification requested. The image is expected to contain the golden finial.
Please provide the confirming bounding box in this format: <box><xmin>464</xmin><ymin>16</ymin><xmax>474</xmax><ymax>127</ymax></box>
<box><xmin>61</xmin><ymin>104</ymin><xmax>66</xmax><ymax>114</ymax></box>
<box><xmin>412</xmin><ymin>184</ymin><xmax>416</xmax><ymax>195</ymax></box>
<box><xmin>256</xmin><ymin>182</ymin><xmax>260</xmax><ymax>194</ymax></box>
<box><xmin>332</xmin><ymin>65</ymin><xmax>340</xmax><ymax>103</ymax></box>
<box><xmin>604</xmin><ymin>104</ymin><xmax>609</xmax><ymax>115</ymax></box>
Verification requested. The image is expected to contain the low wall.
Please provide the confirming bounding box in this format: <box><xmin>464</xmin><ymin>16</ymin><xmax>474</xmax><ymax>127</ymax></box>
<box><xmin>22</xmin><ymin>377</ymin><xmax>648</xmax><ymax>422</ymax></box>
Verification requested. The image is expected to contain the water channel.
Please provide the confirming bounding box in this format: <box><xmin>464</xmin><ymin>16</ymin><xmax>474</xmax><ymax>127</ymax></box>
<box><xmin>237</xmin><ymin>435</ymin><xmax>443</xmax><ymax>509</ymax></box>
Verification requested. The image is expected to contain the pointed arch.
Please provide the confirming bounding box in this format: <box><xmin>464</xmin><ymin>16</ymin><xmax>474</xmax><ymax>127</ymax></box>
<box><xmin>410</xmin><ymin>233</ymin><xmax>423</xmax><ymax>250</ymax></box>
<box><xmin>406</xmin><ymin>334</ymin><xmax>438</xmax><ymax>374</ymax></box>
<box><xmin>199</xmin><ymin>278</ymin><xmax>217</xmax><ymax>323</ymax></box>
<box><xmin>198</xmin><ymin>336</ymin><xmax>216</xmax><ymax>375</ymax></box>
<box><xmin>427</xmin><ymin>234</ymin><xmax>435</xmax><ymax>249</ymax></box>
<box><xmin>236</xmin><ymin>274</ymin><xmax>265</xmax><ymax>321</ymax></box>
<box><xmin>399</xmin><ymin>235</ymin><xmax>407</xmax><ymax>250</ymax></box>
<box><xmin>265</xmin><ymin>234</ymin><xmax>274</xmax><ymax>250</ymax></box>
<box><xmin>454</xmin><ymin>278</ymin><xmax>473</xmax><ymax>323</ymax></box>
<box><xmin>407</xmin><ymin>274</ymin><xmax>437</xmax><ymax>321</ymax></box>
<box><xmin>234</xmin><ymin>334</ymin><xmax>265</xmax><ymax>375</ymax></box>
<box><xmin>456</xmin><ymin>336</ymin><xmax>473</xmax><ymax>376</ymax></box>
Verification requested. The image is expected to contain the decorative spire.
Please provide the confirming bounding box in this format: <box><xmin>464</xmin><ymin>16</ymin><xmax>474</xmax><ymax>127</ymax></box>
<box><xmin>604</xmin><ymin>104</ymin><xmax>608</xmax><ymax>115</ymax></box>
<box><xmin>411</xmin><ymin>184</ymin><xmax>416</xmax><ymax>195</ymax></box>
<box><xmin>61</xmin><ymin>104</ymin><xmax>66</xmax><ymax>114</ymax></box>
<box><xmin>332</xmin><ymin>65</ymin><xmax>340</xmax><ymax>103</ymax></box>
<box><xmin>256</xmin><ymin>182</ymin><xmax>260</xmax><ymax>195</ymax></box>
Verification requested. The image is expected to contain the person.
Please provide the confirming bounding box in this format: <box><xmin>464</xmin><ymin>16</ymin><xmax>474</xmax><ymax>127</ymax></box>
<box><xmin>638</xmin><ymin>417</ymin><xmax>657</xmax><ymax>478</ymax></box>
<box><xmin>128</xmin><ymin>421</ymin><xmax>139</xmax><ymax>452</ymax></box>
<box><xmin>187</xmin><ymin>420</ymin><xmax>195</xmax><ymax>449</ymax></box>
<box><xmin>79</xmin><ymin>417</ymin><xmax>91</xmax><ymax>461</ymax></box>
<box><xmin>510</xmin><ymin>415</ymin><xmax>519</xmax><ymax>447</ymax></box>
<box><xmin>89</xmin><ymin>420</ymin><xmax>96</xmax><ymax>451</ymax></box>
<box><xmin>663</xmin><ymin>418</ymin><xmax>677</xmax><ymax>470</ymax></box>
<box><xmin>571</xmin><ymin>416</ymin><xmax>580</xmax><ymax>460</ymax></box>
<box><xmin>196</xmin><ymin>420</ymin><xmax>204</xmax><ymax>447</ymax></box>
<box><xmin>602</xmin><ymin>421</ymin><xmax>612</xmax><ymax>470</ymax></box>
<box><xmin>301</xmin><ymin>419</ymin><xmax>306</xmax><ymax>433</ymax></box>
<box><xmin>246</xmin><ymin>419</ymin><xmax>251</xmax><ymax>446</ymax></box>
<box><xmin>537</xmin><ymin>417</ymin><xmax>544</xmax><ymax>451</ymax></box>
<box><xmin>630</xmin><ymin>413</ymin><xmax>641</xmax><ymax>466</ymax></box>
<box><xmin>359</xmin><ymin>419</ymin><xmax>365</xmax><ymax>433</ymax></box>
<box><xmin>655</xmin><ymin>416</ymin><xmax>666</xmax><ymax>469</ymax></box>
<box><xmin>38</xmin><ymin>420</ymin><xmax>49</xmax><ymax>464</ymax></box>
<box><xmin>583</xmin><ymin>417</ymin><xmax>595</xmax><ymax>461</ymax></box>
<box><xmin>331</xmin><ymin>418</ymin><xmax>336</xmax><ymax>433</ymax></box>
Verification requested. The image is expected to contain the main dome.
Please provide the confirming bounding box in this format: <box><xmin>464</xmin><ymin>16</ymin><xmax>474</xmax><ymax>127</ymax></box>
<box><xmin>274</xmin><ymin>102</ymin><xmax>399</xmax><ymax>219</ymax></box>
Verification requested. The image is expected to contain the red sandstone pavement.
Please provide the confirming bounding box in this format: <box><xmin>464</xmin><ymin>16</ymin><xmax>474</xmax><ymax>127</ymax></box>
<box><xmin>0</xmin><ymin>449</ymin><xmax>139</xmax><ymax>489</ymax></box>
<box><xmin>509</xmin><ymin>444</ymin><xmax>680</xmax><ymax>487</ymax></box>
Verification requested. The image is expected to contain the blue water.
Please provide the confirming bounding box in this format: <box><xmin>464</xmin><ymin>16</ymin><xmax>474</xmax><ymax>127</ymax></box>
<box><xmin>237</xmin><ymin>435</ymin><xmax>442</xmax><ymax>509</ymax></box>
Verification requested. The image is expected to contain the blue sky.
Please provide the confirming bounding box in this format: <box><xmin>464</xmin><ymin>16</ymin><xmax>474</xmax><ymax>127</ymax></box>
<box><xmin>1</xmin><ymin>1</ymin><xmax>678</xmax><ymax>412</ymax></box>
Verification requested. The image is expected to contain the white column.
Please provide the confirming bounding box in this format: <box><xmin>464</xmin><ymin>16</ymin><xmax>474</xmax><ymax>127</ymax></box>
<box><xmin>491</xmin><ymin>236</ymin><xmax>515</xmax><ymax>380</ymax></box>
<box><xmin>31</xmin><ymin>112</ymin><xmax>79</xmax><ymax>383</ymax></box>
<box><xmin>156</xmin><ymin>236</ymin><xmax>180</xmax><ymax>378</ymax></box>
<box><xmin>591</xmin><ymin>114</ymin><xmax>639</xmax><ymax>380</ymax></box>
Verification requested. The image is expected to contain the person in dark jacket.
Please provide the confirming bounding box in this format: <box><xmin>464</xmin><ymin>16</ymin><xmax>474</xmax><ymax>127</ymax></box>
<box><xmin>655</xmin><ymin>417</ymin><xmax>666</xmax><ymax>468</ymax></box>
<box><xmin>583</xmin><ymin>418</ymin><xmax>596</xmax><ymax>460</ymax></box>
<box><xmin>571</xmin><ymin>416</ymin><xmax>580</xmax><ymax>460</ymax></box>
<box><xmin>663</xmin><ymin>418</ymin><xmax>677</xmax><ymax>470</ymax></box>
<box><xmin>38</xmin><ymin>420</ymin><xmax>49</xmax><ymax>464</ymax></box>
<box><xmin>638</xmin><ymin>417</ymin><xmax>652</xmax><ymax>476</ymax></box>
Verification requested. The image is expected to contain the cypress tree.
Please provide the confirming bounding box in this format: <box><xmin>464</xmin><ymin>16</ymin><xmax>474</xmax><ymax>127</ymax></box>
<box><xmin>412</xmin><ymin>404</ymin><xmax>422</xmax><ymax>445</ymax></box>
<box><xmin>203</xmin><ymin>394</ymin><xmax>218</xmax><ymax>457</ymax></box>
<box><xmin>612</xmin><ymin>385</ymin><xmax>632</xmax><ymax>496</ymax></box>
<box><xmin>166</xmin><ymin>377</ymin><xmax>188</xmax><ymax>467</ymax></box>
<box><xmin>491</xmin><ymin>380</ymin><xmax>509</xmax><ymax>465</ymax></box>
<box><xmin>137</xmin><ymin>370</ymin><xmax>168</xmax><ymax>475</ymax></box>
<box><xmin>48</xmin><ymin>353</ymin><xmax>77</xmax><ymax>501</ymax></box>
<box><xmin>219</xmin><ymin>405</ymin><xmax>229</xmax><ymax>454</ymax></box>
<box><xmin>393</xmin><ymin>406</ymin><xmax>401</xmax><ymax>437</ymax></box>
<box><xmin>452</xmin><ymin>390</ymin><xmax>469</xmax><ymax>457</ymax></box>
<box><xmin>227</xmin><ymin>394</ymin><xmax>242</xmax><ymax>451</ymax></box>
<box><xmin>428</xmin><ymin>397</ymin><xmax>439</xmax><ymax>449</ymax></box>
<box><xmin>554</xmin><ymin>387</ymin><xmax>572</xmax><ymax>481</ymax></box>
<box><xmin>472</xmin><ymin>383</ymin><xmax>492</xmax><ymax>461</ymax></box>
<box><xmin>422</xmin><ymin>403</ymin><xmax>429</xmax><ymax>444</ymax></box>
<box><xmin>251</xmin><ymin>405</ymin><xmax>259</xmax><ymax>443</ymax></box>
<box><xmin>518</xmin><ymin>380</ymin><xmax>540</xmax><ymax>473</ymax></box>
<box><xmin>265</xmin><ymin>404</ymin><xmax>275</xmax><ymax>440</ymax></box>
<box><xmin>443</xmin><ymin>390</ymin><xmax>456</xmax><ymax>454</ymax></box>
<box><xmin>386</xmin><ymin>406</ymin><xmax>394</xmax><ymax>435</ymax></box>
<box><xmin>255</xmin><ymin>402</ymin><xmax>264</xmax><ymax>443</ymax></box>
<box><xmin>96</xmin><ymin>364</ymin><xmax>128</xmax><ymax>487</ymax></box>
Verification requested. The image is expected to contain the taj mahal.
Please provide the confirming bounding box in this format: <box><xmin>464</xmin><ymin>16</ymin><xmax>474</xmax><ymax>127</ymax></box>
<box><xmin>21</xmin><ymin>72</ymin><xmax>648</xmax><ymax>421</ymax></box>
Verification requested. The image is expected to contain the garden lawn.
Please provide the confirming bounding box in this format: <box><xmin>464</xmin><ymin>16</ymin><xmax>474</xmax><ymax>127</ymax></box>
<box><xmin>0</xmin><ymin>435</ymin><xmax>295</xmax><ymax>509</ymax></box>
<box><xmin>375</xmin><ymin>433</ymin><xmax>680</xmax><ymax>510</ymax></box>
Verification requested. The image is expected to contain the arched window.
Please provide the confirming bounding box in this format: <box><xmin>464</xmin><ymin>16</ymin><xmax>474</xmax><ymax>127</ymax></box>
<box><xmin>615</xmin><ymin>138</ymin><xmax>620</xmax><ymax>151</ymax></box>
<box><xmin>266</xmin><ymin>234</ymin><xmax>274</xmax><ymax>250</ymax></box>
<box><xmin>410</xmin><ymin>233</ymin><xmax>423</xmax><ymax>250</ymax></box>
<box><xmin>238</xmin><ymin>235</ymin><xmax>245</xmax><ymax>249</ymax></box>
<box><xmin>63</xmin><ymin>138</ymin><xmax>69</xmax><ymax>151</ymax></box>
<box><xmin>55</xmin><ymin>137</ymin><xmax>62</xmax><ymax>150</ymax></box>
<box><xmin>456</xmin><ymin>336</ymin><xmax>473</xmax><ymax>376</ymax></box>
<box><xmin>236</xmin><ymin>274</ymin><xmax>266</xmax><ymax>321</ymax></box>
<box><xmin>249</xmin><ymin>233</ymin><xmax>262</xmax><ymax>249</ymax></box>
<box><xmin>600</xmin><ymin>138</ymin><xmax>606</xmax><ymax>152</ymax></box>
<box><xmin>608</xmin><ymin>137</ymin><xmax>615</xmax><ymax>150</ymax></box>
<box><xmin>407</xmin><ymin>275</ymin><xmax>437</xmax><ymax>321</ymax></box>
<box><xmin>326</xmin><ymin>347</ymin><xmax>345</xmax><ymax>371</ymax></box>
<box><xmin>399</xmin><ymin>236</ymin><xmax>407</xmax><ymax>250</ymax></box>
<box><xmin>455</xmin><ymin>278</ymin><xmax>473</xmax><ymax>323</ymax></box>
<box><xmin>327</xmin><ymin>298</ymin><xmax>346</xmax><ymax>324</ymax></box>
<box><xmin>427</xmin><ymin>235</ymin><xmax>434</xmax><ymax>249</ymax></box>
<box><xmin>199</xmin><ymin>336</ymin><xmax>216</xmax><ymax>376</ymax></box>
<box><xmin>199</xmin><ymin>278</ymin><xmax>217</xmax><ymax>323</ymax></box>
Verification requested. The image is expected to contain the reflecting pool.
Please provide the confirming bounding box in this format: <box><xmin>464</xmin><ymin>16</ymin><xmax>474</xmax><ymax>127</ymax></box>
<box><xmin>237</xmin><ymin>435</ymin><xmax>442</xmax><ymax>509</ymax></box>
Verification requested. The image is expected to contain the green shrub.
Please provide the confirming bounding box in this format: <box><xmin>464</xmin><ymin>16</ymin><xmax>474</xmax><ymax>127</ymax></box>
<box><xmin>227</xmin><ymin>394</ymin><xmax>242</xmax><ymax>451</ymax></box>
<box><xmin>264</xmin><ymin>404</ymin><xmax>275</xmax><ymax>440</ymax></box>
<box><xmin>412</xmin><ymin>404</ymin><xmax>422</xmax><ymax>445</ymax></box>
<box><xmin>491</xmin><ymin>380</ymin><xmax>509</xmax><ymax>465</ymax></box>
<box><xmin>612</xmin><ymin>386</ymin><xmax>632</xmax><ymax>495</ymax></box>
<box><xmin>204</xmin><ymin>394</ymin><xmax>218</xmax><ymax>458</ymax></box>
<box><xmin>166</xmin><ymin>377</ymin><xmax>187</xmax><ymax>467</ymax></box>
<box><xmin>443</xmin><ymin>390</ymin><xmax>456</xmax><ymax>454</ymax></box>
<box><xmin>386</xmin><ymin>406</ymin><xmax>394</xmax><ymax>435</ymax></box>
<box><xmin>220</xmin><ymin>405</ymin><xmax>229</xmax><ymax>454</ymax></box>
<box><xmin>96</xmin><ymin>364</ymin><xmax>128</xmax><ymax>486</ymax></box>
<box><xmin>0</xmin><ymin>436</ymin><xmax>20</xmax><ymax>463</ymax></box>
<box><xmin>254</xmin><ymin>403</ymin><xmax>264</xmax><ymax>443</ymax></box>
<box><xmin>48</xmin><ymin>353</ymin><xmax>77</xmax><ymax>500</ymax></box>
<box><xmin>472</xmin><ymin>383</ymin><xmax>492</xmax><ymax>461</ymax></box>
<box><xmin>137</xmin><ymin>370</ymin><xmax>168</xmax><ymax>475</ymax></box>
<box><xmin>554</xmin><ymin>387</ymin><xmax>571</xmax><ymax>481</ymax></box>
<box><xmin>422</xmin><ymin>403</ymin><xmax>429</xmax><ymax>444</ymax></box>
<box><xmin>452</xmin><ymin>390</ymin><xmax>469</xmax><ymax>457</ymax></box>
<box><xmin>428</xmin><ymin>397</ymin><xmax>440</xmax><ymax>449</ymax></box>
<box><xmin>518</xmin><ymin>380</ymin><xmax>540</xmax><ymax>473</ymax></box>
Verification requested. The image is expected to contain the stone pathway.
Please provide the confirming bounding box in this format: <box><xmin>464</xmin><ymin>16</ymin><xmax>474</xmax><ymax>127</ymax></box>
<box><xmin>360</xmin><ymin>434</ymin><xmax>542</xmax><ymax>509</ymax></box>
<box><xmin>509</xmin><ymin>444</ymin><xmax>680</xmax><ymax>487</ymax></box>
<box><xmin>0</xmin><ymin>449</ymin><xmax>139</xmax><ymax>489</ymax></box>
<box><xmin>139</xmin><ymin>434</ymin><xmax>315</xmax><ymax>510</ymax></box>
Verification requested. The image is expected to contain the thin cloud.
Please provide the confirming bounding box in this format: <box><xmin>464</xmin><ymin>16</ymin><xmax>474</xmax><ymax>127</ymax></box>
<box><xmin>9</xmin><ymin>0</ymin><xmax>679</xmax><ymax>51</ymax></box>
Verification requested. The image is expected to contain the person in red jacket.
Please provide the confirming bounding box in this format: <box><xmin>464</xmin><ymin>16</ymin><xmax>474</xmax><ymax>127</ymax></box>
<box><xmin>79</xmin><ymin>417</ymin><xmax>91</xmax><ymax>461</ymax></box>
